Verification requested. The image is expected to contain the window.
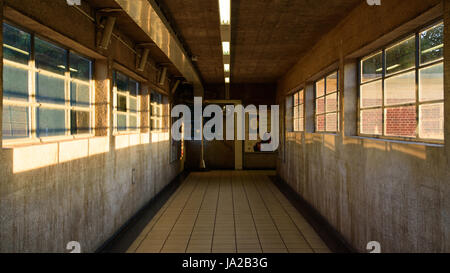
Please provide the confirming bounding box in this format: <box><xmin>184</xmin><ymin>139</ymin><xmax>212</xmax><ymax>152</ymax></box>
<box><xmin>150</xmin><ymin>91</ymin><xmax>168</xmax><ymax>131</ymax></box>
<box><xmin>359</xmin><ymin>22</ymin><xmax>444</xmax><ymax>142</ymax></box>
<box><xmin>113</xmin><ymin>71</ymin><xmax>139</xmax><ymax>132</ymax></box>
<box><xmin>2</xmin><ymin>23</ymin><xmax>93</xmax><ymax>141</ymax></box>
<box><xmin>293</xmin><ymin>89</ymin><xmax>304</xmax><ymax>132</ymax></box>
<box><xmin>315</xmin><ymin>71</ymin><xmax>339</xmax><ymax>133</ymax></box>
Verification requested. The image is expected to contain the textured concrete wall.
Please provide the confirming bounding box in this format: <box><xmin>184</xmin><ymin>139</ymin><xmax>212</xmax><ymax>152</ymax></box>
<box><xmin>277</xmin><ymin>0</ymin><xmax>450</xmax><ymax>252</ymax></box>
<box><xmin>0</xmin><ymin>0</ymin><xmax>182</xmax><ymax>252</ymax></box>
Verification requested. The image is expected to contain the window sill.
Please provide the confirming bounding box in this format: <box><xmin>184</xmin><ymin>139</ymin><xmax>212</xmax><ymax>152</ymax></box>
<box><xmin>113</xmin><ymin>131</ymin><xmax>141</xmax><ymax>136</ymax></box>
<box><xmin>3</xmin><ymin>134</ymin><xmax>96</xmax><ymax>149</ymax></box>
<box><xmin>346</xmin><ymin>135</ymin><xmax>444</xmax><ymax>147</ymax></box>
<box><xmin>4</xmin><ymin>136</ymin><xmax>111</xmax><ymax>173</ymax></box>
<box><xmin>309</xmin><ymin>132</ymin><xmax>339</xmax><ymax>136</ymax></box>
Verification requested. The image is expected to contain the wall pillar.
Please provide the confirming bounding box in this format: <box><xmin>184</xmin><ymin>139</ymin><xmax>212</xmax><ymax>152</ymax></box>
<box><xmin>445</xmin><ymin>0</ymin><xmax>450</xmax><ymax>166</ymax></box>
<box><xmin>0</xmin><ymin>0</ymin><xmax>4</xmax><ymax>149</ymax></box>
<box><xmin>95</xmin><ymin>59</ymin><xmax>110</xmax><ymax>137</ymax></box>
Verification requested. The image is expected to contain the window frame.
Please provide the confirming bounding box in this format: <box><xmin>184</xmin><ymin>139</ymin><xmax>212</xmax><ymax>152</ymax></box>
<box><xmin>150</xmin><ymin>91</ymin><xmax>169</xmax><ymax>132</ymax></box>
<box><xmin>292</xmin><ymin>89</ymin><xmax>305</xmax><ymax>132</ymax></box>
<box><xmin>357</xmin><ymin>20</ymin><xmax>444</xmax><ymax>144</ymax></box>
<box><xmin>2</xmin><ymin>22</ymin><xmax>95</xmax><ymax>146</ymax></box>
<box><xmin>113</xmin><ymin>70</ymin><xmax>141</xmax><ymax>134</ymax></box>
<box><xmin>314</xmin><ymin>70</ymin><xmax>340</xmax><ymax>134</ymax></box>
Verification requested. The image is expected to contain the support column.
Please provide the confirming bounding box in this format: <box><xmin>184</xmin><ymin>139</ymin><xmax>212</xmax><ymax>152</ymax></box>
<box><xmin>0</xmin><ymin>0</ymin><xmax>4</xmax><ymax>149</ymax></box>
<box><xmin>445</xmin><ymin>0</ymin><xmax>450</xmax><ymax>165</ymax></box>
<box><xmin>95</xmin><ymin>59</ymin><xmax>110</xmax><ymax>137</ymax></box>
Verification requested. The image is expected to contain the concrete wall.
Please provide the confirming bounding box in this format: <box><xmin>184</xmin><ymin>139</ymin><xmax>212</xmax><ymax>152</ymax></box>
<box><xmin>277</xmin><ymin>0</ymin><xmax>450</xmax><ymax>252</ymax></box>
<box><xmin>0</xmin><ymin>0</ymin><xmax>183</xmax><ymax>252</ymax></box>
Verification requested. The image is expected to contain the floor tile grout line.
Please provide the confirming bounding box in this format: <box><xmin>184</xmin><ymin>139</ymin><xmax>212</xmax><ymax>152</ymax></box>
<box><xmin>157</xmin><ymin>174</ymin><xmax>203</xmax><ymax>253</ymax></box>
<box><xmin>250</xmin><ymin>172</ymin><xmax>289</xmax><ymax>253</ymax></box>
<box><xmin>210</xmin><ymin>172</ymin><xmax>221</xmax><ymax>253</ymax></box>
<box><xmin>185</xmin><ymin>174</ymin><xmax>211</xmax><ymax>253</ymax></box>
<box><xmin>133</xmin><ymin>174</ymin><xmax>194</xmax><ymax>252</ymax></box>
<box><xmin>261</xmin><ymin>176</ymin><xmax>316</xmax><ymax>252</ymax></box>
<box><xmin>241</xmin><ymin>171</ymin><xmax>263</xmax><ymax>252</ymax></box>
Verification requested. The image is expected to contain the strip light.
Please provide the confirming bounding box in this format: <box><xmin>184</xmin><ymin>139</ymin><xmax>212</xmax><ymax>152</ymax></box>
<box><xmin>219</xmin><ymin>0</ymin><xmax>230</xmax><ymax>25</ymax></box>
<box><xmin>222</xmin><ymin>42</ymin><xmax>230</xmax><ymax>55</ymax></box>
<box><xmin>422</xmin><ymin>44</ymin><xmax>443</xmax><ymax>54</ymax></box>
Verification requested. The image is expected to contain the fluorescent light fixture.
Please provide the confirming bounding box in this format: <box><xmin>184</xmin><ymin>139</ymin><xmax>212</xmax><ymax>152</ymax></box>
<box><xmin>422</xmin><ymin>44</ymin><xmax>443</xmax><ymax>54</ymax></box>
<box><xmin>224</xmin><ymin>64</ymin><xmax>230</xmax><ymax>72</ymax></box>
<box><xmin>386</xmin><ymin>64</ymin><xmax>400</xmax><ymax>71</ymax></box>
<box><xmin>376</xmin><ymin>68</ymin><xmax>382</xmax><ymax>72</ymax></box>
<box><xmin>225</xmin><ymin>77</ymin><xmax>230</xmax><ymax>83</ymax></box>
<box><xmin>219</xmin><ymin>0</ymin><xmax>230</xmax><ymax>25</ymax></box>
<box><xmin>222</xmin><ymin>42</ymin><xmax>230</xmax><ymax>55</ymax></box>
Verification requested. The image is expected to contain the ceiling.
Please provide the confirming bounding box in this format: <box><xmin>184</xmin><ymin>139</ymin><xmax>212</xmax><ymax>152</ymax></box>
<box><xmin>156</xmin><ymin>0</ymin><xmax>362</xmax><ymax>84</ymax></box>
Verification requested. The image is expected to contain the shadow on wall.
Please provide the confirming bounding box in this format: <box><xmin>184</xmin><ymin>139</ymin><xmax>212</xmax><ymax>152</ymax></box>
<box><xmin>0</xmin><ymin>134</ymin><xmax>177</xmax><ymax>253</ymax></box>
<box><xmin>281</xmin><ymin>132</ymin><xmax>447</xmax><ymax>252</ymax></box>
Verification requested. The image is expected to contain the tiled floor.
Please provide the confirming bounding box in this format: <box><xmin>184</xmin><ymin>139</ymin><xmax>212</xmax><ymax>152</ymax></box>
<box><xmin>127</xmin><ymin>171</ymin><xmax>331</xmax><ymax>253</ymax></box>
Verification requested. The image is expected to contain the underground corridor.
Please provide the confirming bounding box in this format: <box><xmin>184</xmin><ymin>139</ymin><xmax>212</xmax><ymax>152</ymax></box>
<box><xmin>0</xmin><ymin>0</ymin><xmax>450</xmax><ymax>256</ymax></box>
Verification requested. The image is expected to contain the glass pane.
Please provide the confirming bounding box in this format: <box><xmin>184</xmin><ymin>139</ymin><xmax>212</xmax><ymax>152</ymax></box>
<box><xmin>299</xmin><ymin>118</ymin><xmax>304</xmax><ymax>132</ymax></box>
<box><xmin>419</xmin><ymin>63</ymin><xmax>443</xmax><ymax>102</ymax></box>
<box><xmin>419</xmin><ymin>103</ymin><xmax>443</xmax><ymax>140</ymax></box>
<box><xmin>299</xmin><ymin>105</ymin><xmax>304</xmax><ymax>118</ymax></box>
<box><xmin>384</xmin><ymin>106</ymin><xmax>416</xmax><ymax>138</ymax></box>
<box><xmin>129</xmin><ymin>79</ymin><xmax>138</xmax><ymax>97</ymax></box>
<box><xmin>117</xmin><ymin>114</ymin><xmax>127</xmax><ymax>131</ymax></box>
<box><xmin>130</xmin><ymin>97</ymin><xmax>137</xmax><ymax>113</ymax></box>
<box><xmin>3</xmin><ymin>64</ymin><xmax>29</xmax><ymax>101</ymax></box>
<box><xmin>386</xmin><ymin>36</ymin><xmax>415</xmax><ymax>75</ymax></box>
<box><xmin>316</xmin><ymin>79</ymin><xmax>325</xmax><ymax>97</ymax></box>
<box><xmin>36</xmin><ymin>72</ymin><xmax>66</xmax><ymax>104</ymax></box>
<box><xmin>293</xmin><ymin>118</ymin><xmax>298</xmax><ymax>132</ymax></box>
<box><xmin>326</xmin><ymin>93</ymin><xmax>337</xmax><ymax>113</ymax></box>
<box><xmin>117</xmin><ymin>95</ymin><xmax>127</xmax><ymax>112</ymax></box>
<box><xmin>70</xmin><ymin>110</ymin><xmax>90</xmax><ymax>135</ymax></box>
<box><xmin>37</xmin><ymin>108</ymin><xmax>66</xmax><ymax>137</ymax></box>
<box><xmin>129</xmin><ymin>115</ymin><xmax>137</xmax><ymax>130</ymax></box>
<box><xmin>326</xmin><ymin>72</ymin><xmax>338</xmax><ymax>93</ymax></box>
<box><xmin>299</xmin><ymin>90</ymin><xmax>304</xmax><ymax>104</ymax></box>
<box><xmin>293</xmin><ymin>106</ymin><xmax>298</xmax><ymax>120</ymax></box>
<box><xmin>326</xmin><ymin>113</ymin><xmax>337</xmax><ymax>132</ymax></box>
<box><xmin>384</xmin><ymin>71</ymin><xmax>416</xmax><ymax>106</ymax></box>
<box><xmin>316</xmin><ymin>97</ymin><xmax>325</xmax><ymax>114</ymax></box>
<box><xmin>360</xmin><ymin>108</ymin><xmax>382</xmax><ymax>135</ymax></box>
<box><xmin>361</xmin><ymin>52</ymin><xmax>382</xmax><ymax>83</ymax></box>
<box><xmin>3</xmin><ymin>23</ymin><xmax>31</xmax><ymax>64</ymax></box>
<box><xmin>2</xmin><ymin>105</ymin><xmax>29</xmax><ymax>139</ymax></box>
<box><xmin>71</xmin><ymin>82</ymin><xmax>90</xmax><ymax>106</ymax></box>
<box><xmin>420</xmin><ymin>23</ymin><xmax>443</xmax><ymax>64</ymax></box>
<box><xmin>316</xmin><ymin>115</ymin><xmax>325</xmax><ymax>132</ymax></box>
<box><xmin>151</xmin><ymin>92</ymin><xmax>162</xmax><ymax>104</ymax></box>
<box><xmin>294</xmin><ymin>93</ymin><xmax>299</xmax><ymax>106</ymax></box>
<box><xmin>35</xmin><ymin>37</ymin><xmax>67</xmax><ymax>75</ymax></box>
<box><xmin>360</xmin><ymin>80</ymin><xmax>382</xmax><ymax>108</ymax></box>
<box><xmin>115</xmin><ymin>71</ymin><xmax>128</xmax><ymax>93</ymax></box>
<box><xmin>70</xmin><ymin>53</ymin><xmax>91</xmax><ymax>81</ymax></box>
